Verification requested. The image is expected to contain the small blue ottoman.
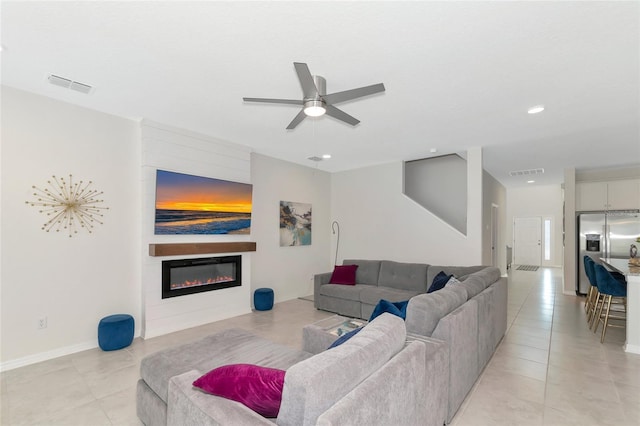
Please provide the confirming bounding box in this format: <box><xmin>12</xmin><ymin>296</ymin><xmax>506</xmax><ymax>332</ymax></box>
<box><xmin>254</xmin><ymin>288</ymin><xmax>274</xmax><ymax>311</ymax></box>
<box><xmin>98</xmin><ymin>314</ymin><xmax>134</xmax><ymax>351</ymax></box>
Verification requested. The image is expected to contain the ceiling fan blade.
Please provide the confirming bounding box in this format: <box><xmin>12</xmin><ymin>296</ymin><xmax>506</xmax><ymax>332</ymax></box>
<box><xmin>323</xmin><ymin>83</ymin><xmax>385</xmax><ymax>105</ymax></box>
<box><xmin>243</xmin><ymin>97</ymin><xmax>303</xmax><ymax>105</ymax></box>
<box><xmin>294</xmin><ymin>62</ymin><xmax>318</xmax><ymax>99</ymax></box>
<box><xmin>325</xmin><ymin>105</ymin><xmax>360</xmax><ymax>126</ymax></box>
<box><xmin>286</xmin><ymin>109</ymin><xmax>307</xmax><ymax>130</ymax></box>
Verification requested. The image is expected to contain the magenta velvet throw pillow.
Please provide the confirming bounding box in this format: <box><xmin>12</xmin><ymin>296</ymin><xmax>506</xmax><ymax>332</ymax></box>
<box><xmin>329</xmin><ymin>264</ymin><xmax>359</xmax><ymax>285</ymax></box>
<box><xmin>192</xmin><ymin>364</ymin><xmax>286</xmax><ymax>418</ymax></box>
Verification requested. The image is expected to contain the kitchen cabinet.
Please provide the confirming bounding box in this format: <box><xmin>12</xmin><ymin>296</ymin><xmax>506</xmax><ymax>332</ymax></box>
<box><xmin>576</xmin><ymin>179</ymin><xmax>640</xmax><ymax>211</ymax></box>
<box><xmin>607</xmin><ymin>179</ymin><xmax>640</xmax><ymax>210</ymax></box>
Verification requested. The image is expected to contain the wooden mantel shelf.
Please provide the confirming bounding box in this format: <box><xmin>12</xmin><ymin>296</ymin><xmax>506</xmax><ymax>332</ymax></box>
<box><xmin>149</xmin><ymin>242</ymin><xmax>257</xmax><ymax>257</ymax></box>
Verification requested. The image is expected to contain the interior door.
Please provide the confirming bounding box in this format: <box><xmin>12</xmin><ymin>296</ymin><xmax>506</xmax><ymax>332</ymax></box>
<box><xmin>514</xmin><ymin>217</ymin><xmax>542</xmax><ymax>266</ymax></box>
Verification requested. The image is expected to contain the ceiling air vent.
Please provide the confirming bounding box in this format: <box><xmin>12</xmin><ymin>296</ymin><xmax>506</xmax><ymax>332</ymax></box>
<box><xmin>508</xmin><ymin>168</ymin><xmax>544</xmax><ymax>177</ymax></box>
<box><xmin>307</xmin><ymin>156</ymin><xmax>323</xmax><ymax>162</ymax></box>
<box><xmin>47</xmin><ymin>74</ymin><xmax>93</xmax><ymax>94</ymax></box>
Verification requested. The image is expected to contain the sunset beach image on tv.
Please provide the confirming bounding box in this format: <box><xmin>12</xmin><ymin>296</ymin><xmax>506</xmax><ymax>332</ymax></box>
<box><xmin>154</xmin><ymin>170</ymin><xmax>252</xmax><ymax>235</ymax></box>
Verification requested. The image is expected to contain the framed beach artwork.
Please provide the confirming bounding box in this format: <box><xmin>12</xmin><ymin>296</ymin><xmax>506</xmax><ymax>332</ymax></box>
<box><xmin>280</xmin><ymin>201</ymin><xmax>312</xmax><ymax>246</ymax></box>
<box><xmin>154</xmin><ymin>170</ymin><xmax>252</xmax><ymax>235</ymax></box>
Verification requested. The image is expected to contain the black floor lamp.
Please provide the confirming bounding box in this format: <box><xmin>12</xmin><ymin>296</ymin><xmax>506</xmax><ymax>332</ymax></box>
<box><xmin>332</xmin><ymin>220</ymin><xmax>340</xmax><ymax>266</ymax></box>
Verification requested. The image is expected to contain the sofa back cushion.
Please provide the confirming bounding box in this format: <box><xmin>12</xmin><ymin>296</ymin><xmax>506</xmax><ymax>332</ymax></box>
<box><xmin>277</xmin><ymin>313</ymin><xmax>406</xmax><ymax>426</ymax></box>
<box><xmin>343</xmin><ymin>259</ymin><xmax>382</xmax><ymax>285</ymax></box>
<box><xmin>378</xmin><ymin>260</ymin><xmax>429</xmax><ymax>292</ymax></box>
<box><xmin>459</xmin><ymin>275</ymin><xmax>486</xmax><ymax>298</ymax></box>
<box><xmin>468</xmin><ymin>267</ymin><xmax>502</xmax><ymax>287</ymax></box>
<box><xmin>405</xmin><ymin>287</ymin><xmax>467</xmax><ymax>337</ymax></box>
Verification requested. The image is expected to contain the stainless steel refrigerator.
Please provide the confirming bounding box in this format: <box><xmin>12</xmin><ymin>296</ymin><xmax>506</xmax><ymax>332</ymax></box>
<box><xmin>577</xmin><ymin>210</ymin><xmax>640</xmax><ymax>295</ymax></box>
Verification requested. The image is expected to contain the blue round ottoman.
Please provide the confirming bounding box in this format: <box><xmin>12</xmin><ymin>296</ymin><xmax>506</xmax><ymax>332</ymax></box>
<box><xmin>254</xmin><ymin>288</ymin><xmax>274</xmax><ymax>311</ymax></box>
<box><xmin>98</xmin><ymin>314</ymin><xmax>134</xmax><ymax>351</ymax></box>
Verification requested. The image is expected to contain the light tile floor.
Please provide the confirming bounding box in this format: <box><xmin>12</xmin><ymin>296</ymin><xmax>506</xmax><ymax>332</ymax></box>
<box><xmin>1</xmin><ymin>267</ymin><xmax>639</xmax><ymax>425</ymax></box>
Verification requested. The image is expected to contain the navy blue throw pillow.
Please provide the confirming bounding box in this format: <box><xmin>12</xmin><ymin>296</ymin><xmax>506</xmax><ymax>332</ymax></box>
<box><xmin>368</xmin><ymin>299</ymin><xmax>409</xmax><ymax>322</ymax></box>
<box><xmin>427</xmin><ymin>271</ymin><xmax>453</xmax><ymax>293</ymax></box>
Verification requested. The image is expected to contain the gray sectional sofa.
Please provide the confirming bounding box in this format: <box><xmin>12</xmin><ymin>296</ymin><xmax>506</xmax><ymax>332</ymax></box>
<box><xmin>315</xmin><ymin>260</ymin><xmax>507</xmax><ymax>423</ymax></box>
<box><xmin>314</xmin><ymin>259</ymin><xmax>488</xmax><ymax>319</ymax></box>
<box><xmin>136</xmin><ymin>259</ymin><xmax>507</xmax><ymax>426</ymax></box>
<box><xmin>137</xmin><ymin>313</ymin><xmax>443</xmax><ymax>426</ymax></box>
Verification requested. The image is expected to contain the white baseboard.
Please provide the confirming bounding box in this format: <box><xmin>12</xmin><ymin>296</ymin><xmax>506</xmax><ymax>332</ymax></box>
<box><xmin>0</xmin><ymin>340</ymin><xmax>97</xmax><ymax>372</ymax></box>
<box><xmin>624</xmin><ymin>343</ymin><xmax>640</xmax><ymax>355</ymax></box>
<box><xmin>0</xmin><ymin>330</ymin><xmax>143</xmax><ymax>372</ymax></box>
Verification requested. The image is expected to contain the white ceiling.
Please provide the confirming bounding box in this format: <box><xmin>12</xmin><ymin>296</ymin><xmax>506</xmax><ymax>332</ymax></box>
<box><xmin>2</xmin><ymin>1</ymin><xmax>638</xmax><ymax>187</ymax></box>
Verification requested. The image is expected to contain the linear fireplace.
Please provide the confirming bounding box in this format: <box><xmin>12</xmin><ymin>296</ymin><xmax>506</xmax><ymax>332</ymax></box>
<box><xmin>162</xmin><ymin>255</ymin><xmax>241</xmax><ymax>299</ymax></box>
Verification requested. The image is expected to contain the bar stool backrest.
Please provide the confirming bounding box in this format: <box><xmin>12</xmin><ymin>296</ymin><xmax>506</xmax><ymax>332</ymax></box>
<box><xmin>583</xmin><ymin>256</ymin><xmax>597</xmax><ymax>287</ymax></box>
<box><xmin>593</xmin><ymin>264</ymin><xmax>627</xmax><ymax>297</ymax></box>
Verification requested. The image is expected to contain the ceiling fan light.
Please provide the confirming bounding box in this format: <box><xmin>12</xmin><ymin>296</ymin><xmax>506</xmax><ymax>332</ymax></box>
<box><xmin>303</xmin><ymin>100</ymin><xmax>326</xmax><ymax>117</ymax></box>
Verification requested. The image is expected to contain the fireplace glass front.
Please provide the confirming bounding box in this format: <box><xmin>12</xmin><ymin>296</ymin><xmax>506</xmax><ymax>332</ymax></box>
<box><xmin>162</xmin><ymin>255</ymin><xmax>241</xmax><ymax>299</ymax></box>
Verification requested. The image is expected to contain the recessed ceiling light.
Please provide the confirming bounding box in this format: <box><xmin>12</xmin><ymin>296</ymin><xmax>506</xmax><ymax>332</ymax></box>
<box><xmin>322</xmin><ymin>154</ymin><xmax>331</xmax><ymax>159</ymax></box>
<box><xmin>528</xmin><ymin>105</ymin><xmax>545</xmax><ymax>114</ymax></box>
<box><xmin>430</xmin><ymin>148</ymin><xmax>437</xmax><ymax>153</ymax></box>
<box><xmin>527</xmin><ymin>180</ymin><xmax>535</xmax><ymax>184</ymax></box>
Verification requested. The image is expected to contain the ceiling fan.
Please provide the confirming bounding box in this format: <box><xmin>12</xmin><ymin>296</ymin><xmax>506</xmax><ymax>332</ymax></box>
<box><xmin>243</xmin><ymin>62</ymin><xmax>385</xmax><ymax>130</ymax></box>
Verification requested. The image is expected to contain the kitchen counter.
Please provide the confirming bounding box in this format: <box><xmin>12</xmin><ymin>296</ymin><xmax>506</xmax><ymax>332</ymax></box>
<box><xmin>601</xmin><ymin>258</ymin><xmax>640</xmax><ymax>354</ymax></box>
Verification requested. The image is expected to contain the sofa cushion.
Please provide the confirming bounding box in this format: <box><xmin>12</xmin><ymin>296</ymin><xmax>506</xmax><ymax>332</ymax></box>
<box><xmin>359</xmin><ymin>286</ymin><xmax>420</xmax><ymax>306</ymax></box>
<box><xmin>329</xmin><ymin>264</ymin><xmax>358</xmax><ymax>285</ymax></box>
<box><xmin>426</xmin><ymin>266</ymin><xmax>485</xmax><ymax>288</ymax></box>
<box><xmin>343</xmin><ymin>259</ymin><xmax>382</xmax><ymax>285</ymax></box>
<box><xmin>192</xmin><ymin>364</ymin><xmax>285</xmax><ymax>418</ymax></box>
<box><xmin>443</xmin><ymin>281</ymin><xmax>468</xmax><ymax>301</ymax></box>
<box><xmin>427</xmin><ymin>271</ymin><xmax>452</xmax><ymax>293</ymax></box>
<box><xmin>369</xmin><ymin>299</ymin><xmax>409</xmax><ymax>322</ymax></box>
<box><xmin>468</xmin><ymin>267</ymin><xmax>502</xmax><ymax>288</ymax></box>
<box><xmin>405</xmin><ymin>287</ymin><xmax>467</xmax><ymax>336</ymax></box>
<box><xmin>140</xmin><ymin>328</ymin><xmax>311</xmax><ymax>404</ymax></box>
<box><xmin>278</xmin><ymin>313</ymin><xmax>406</xmax><ymax>426</ymax></box>
<box><xmin>319</xmin><ymin>283</ymin><xmax>366</xmax><ymax>301</ymax></box>
<box><xmin>378</xmin><ymin>260</ymin><xmax>429</xmax><ymax>292</ymax></box>
<box><xmin>459</xmin><ymin>276</ymin><xmax>486</xmax><ymax>298</ymax></box>
<box><xmin>446</xmin><ymin>276</ymin><xmax>461</xmax><ymax>286</ymax></box>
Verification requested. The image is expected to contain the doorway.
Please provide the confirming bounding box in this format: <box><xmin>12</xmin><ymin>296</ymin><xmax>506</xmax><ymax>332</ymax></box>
<box><xmin>513</xmin><ymin>217</ymin><xmax>542</xmax><ymax>266</ymax></box>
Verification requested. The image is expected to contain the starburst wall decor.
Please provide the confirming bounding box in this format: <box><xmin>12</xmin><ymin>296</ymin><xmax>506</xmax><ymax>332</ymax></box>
<box><xmin>26</xmin><ymin>174</ymin><xmax>108</xmax><ymax>237</ymax></box>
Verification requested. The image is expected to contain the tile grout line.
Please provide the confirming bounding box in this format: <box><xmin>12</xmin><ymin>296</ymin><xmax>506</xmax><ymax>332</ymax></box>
<box><xmin>540</xmin><ymin>277</ymin><xmax>560</xmax><ymax>425</ymax></box>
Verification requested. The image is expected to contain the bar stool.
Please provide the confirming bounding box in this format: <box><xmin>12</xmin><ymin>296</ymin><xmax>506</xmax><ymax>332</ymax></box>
<box><xmin>583</xmin><ymin>257</ymin><xmax>597</xmax><ymax>320</ymax></box>
<box><xmin>592</xmin><ymin>264</ymin><xmax>627</xmax><ymax>343</ymax></box>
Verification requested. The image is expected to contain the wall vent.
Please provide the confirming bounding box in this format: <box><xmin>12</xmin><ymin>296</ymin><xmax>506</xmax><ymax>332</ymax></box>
<box><xmin>508</xmin><ymin>168</ymin><xmax>544</xmax><ymax>177</ymax></box>
<box><xmin>47</xmin><ymin>74</ymin><xmax>93</xmax><ymax>94</ymax></box>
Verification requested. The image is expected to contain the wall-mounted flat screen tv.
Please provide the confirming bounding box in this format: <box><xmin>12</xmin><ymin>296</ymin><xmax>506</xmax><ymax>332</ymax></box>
<box><xmin>155</xmin><ymin>170</ymin><xmax>252</xmax><ymax>235</ymax></box>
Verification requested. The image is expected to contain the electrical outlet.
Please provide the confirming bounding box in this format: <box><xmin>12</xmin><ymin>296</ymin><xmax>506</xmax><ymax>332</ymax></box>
<box><xmin>37</xmin><ymin>317</ymin><xmax>47</xmax><ymax>329</ymax></box>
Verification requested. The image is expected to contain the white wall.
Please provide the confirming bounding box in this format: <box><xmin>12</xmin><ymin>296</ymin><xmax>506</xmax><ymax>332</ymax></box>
<box><xmin>331</xmin><ymin>159</ymin><xmax>484</xmax><ymax>266</ymax></box>
<box><xmin>564</xmin><ymin>168</ymin><xmax>576</xmax><ymax>294</ymax></box>
<box><xmin>1</xmin><ymin>87</ymin><xmax>140</xmax><ymax>368</ymax></box>
<box><xmin>0</xmin><ymin>89</ymin><xmax>333</xmax><ymax>367</ymax></box>
<box><xmin>483</xmin><ymin>171</ymin><xmax>507</xmax><ymax>272</ymax></box>
<box><xmin>141</xmin><ymin>121</ymin><xmax>254</xmax><ymax>338</ymax></box>
<box><xmin>250</xmin><ymin>154</ymin><xmax>331</xmax><ymax>299</ymax></box>
<box><xmin>506</xmin><ymin>184</ymin><xmax>564</xmax><ymax>268</ymax></box>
